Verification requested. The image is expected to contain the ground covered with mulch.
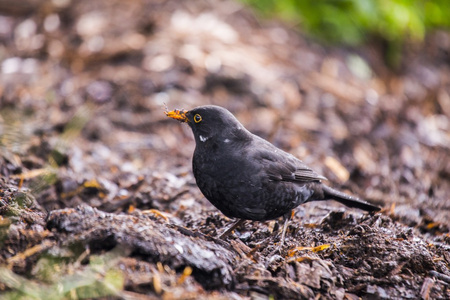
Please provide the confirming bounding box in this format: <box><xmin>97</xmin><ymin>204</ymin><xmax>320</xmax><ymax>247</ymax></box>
<box><xmin>1</xmin><ymin>0</ymin><xmax>449</xmax><ymax>299</ymax></box>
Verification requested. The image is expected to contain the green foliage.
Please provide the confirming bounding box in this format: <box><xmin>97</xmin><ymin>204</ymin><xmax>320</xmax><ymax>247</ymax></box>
<box><xmin>0</xmin><ymin>249</ymin><xmax>125</xmax><ymax>299</ymax></box>
<box><xmin>241</xmin><ymin>0</ymin><xmax>450</xmax><ymax>46</ymax></box>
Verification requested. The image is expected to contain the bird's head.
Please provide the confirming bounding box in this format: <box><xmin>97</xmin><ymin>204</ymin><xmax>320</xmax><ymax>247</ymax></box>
<box><xmin>165</xmin><ymin>105</ymin><xmax>249</xmax><ymax>145</ymax></box>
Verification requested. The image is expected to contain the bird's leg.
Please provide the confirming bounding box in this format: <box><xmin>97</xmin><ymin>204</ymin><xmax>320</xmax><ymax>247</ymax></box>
<box><xmin>277</xmin><ymin>210</ymin><xmax>293</xmax><ymax>251</ymax></box>
<box><xmin>219</xmin><ymin>219</ymin><xmax>246</xmax><ymax>239</ymax></box>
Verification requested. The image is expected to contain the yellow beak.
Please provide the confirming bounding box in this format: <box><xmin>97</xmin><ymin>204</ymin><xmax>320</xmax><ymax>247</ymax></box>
<box><xmin>165</xmin><ymin>109</ymin><xmax>188</xmax><ymax>122</ymax></box>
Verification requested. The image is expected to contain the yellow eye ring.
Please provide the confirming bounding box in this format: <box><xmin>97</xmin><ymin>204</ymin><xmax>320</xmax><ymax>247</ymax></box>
<box><xmin>194</xmin><ymin>114</ymin><xmax>202</xmax><ymax>123</ymax></box>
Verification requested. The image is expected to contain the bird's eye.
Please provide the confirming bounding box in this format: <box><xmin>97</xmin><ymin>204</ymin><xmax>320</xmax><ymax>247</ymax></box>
<box><xmin>194</xmin><ymin>114</ymin><xmax>202</xmax><ymax>123</ymax></box>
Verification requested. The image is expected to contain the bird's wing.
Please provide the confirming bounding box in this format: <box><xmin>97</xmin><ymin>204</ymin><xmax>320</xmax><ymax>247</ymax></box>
<box><xmin>292</xmin><ymin>166</ymin><xmax>327</xmax><ymax>182</ymax></box>
<box><xmin>255</xmin><ymin>147</ymin><xmax>326</xmax><ymax>183</ymax></box>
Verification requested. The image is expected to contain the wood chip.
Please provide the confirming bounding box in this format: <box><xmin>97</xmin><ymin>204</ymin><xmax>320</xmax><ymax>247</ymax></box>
<box><xmin>324</xmin><ymin>156</ymin><xmax>350</xmax><ymax>182</ymax></box>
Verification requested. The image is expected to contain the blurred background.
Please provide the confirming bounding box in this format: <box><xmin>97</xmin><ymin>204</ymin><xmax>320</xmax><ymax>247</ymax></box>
<box><xmin>0</xmin><ymin>0</ymin><xmax>449</xmax><ymax>298</ymax></box>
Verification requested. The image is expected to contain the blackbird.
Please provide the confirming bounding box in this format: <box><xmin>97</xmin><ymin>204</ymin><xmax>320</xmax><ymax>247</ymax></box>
<box><xmin>166</xmin><ymin>105</ymin><xmax>380</xmax><ymax>245</ymax></box>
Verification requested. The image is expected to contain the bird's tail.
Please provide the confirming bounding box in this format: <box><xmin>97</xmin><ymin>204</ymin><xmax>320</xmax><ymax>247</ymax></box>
<box><xmin>322</xmin><ymin>185</ymin><xmax>381</xmax><ymax>212</ymax></box>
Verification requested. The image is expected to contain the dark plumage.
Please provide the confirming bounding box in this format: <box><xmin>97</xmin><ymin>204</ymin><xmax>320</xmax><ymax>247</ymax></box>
<box><xmin>166</xmin><ymin>105</ymin><xmax>380</xmax><ymax>242</ymax></box>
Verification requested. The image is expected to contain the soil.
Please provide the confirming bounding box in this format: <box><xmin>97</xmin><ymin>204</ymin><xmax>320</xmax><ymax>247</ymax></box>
<box><xmin>0</xmin><ymin>0</ymin><xmax>449</xmax><ymax>299</ymax></box>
